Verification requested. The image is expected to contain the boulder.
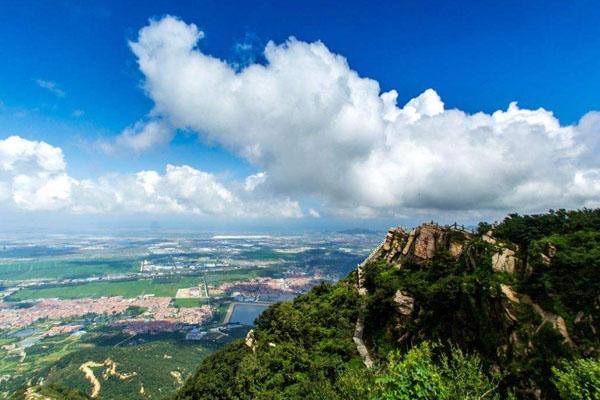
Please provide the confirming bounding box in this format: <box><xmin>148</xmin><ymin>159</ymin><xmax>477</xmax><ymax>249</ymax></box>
<box><xmin>449</xmin><ymin>241</ymin><xmax>464</xmax><ymax>257</ymax></box>
<box><xmin>492</xmin><ymin>248</ymin><xmax>517</xmax><ymax>274</ymax></box>
<box><xmin>393</xmin><ymin>290</ymin><xmax>414</xmax><ymax>317</ymax></box>
<box><xmin>245</xmin><ymin>329</ymin><xmax>256</xmax><ymax>352</ymax></box>
<box><xmin>546</xmin><ymin>243</ymin><xmax>557</xmax><ymax>258</ymax></box>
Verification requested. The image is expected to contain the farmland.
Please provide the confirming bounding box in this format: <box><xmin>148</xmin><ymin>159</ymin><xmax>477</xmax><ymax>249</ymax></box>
<box><xmin>0</xmin><ymin>231</ymin><xmax>380</xmax><ymax>398</ymax></box>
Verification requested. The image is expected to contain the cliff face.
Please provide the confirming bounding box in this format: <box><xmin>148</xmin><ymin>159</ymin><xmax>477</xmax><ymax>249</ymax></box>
<box><xmin>369</xmin><ymin>223</ymin><xmax>520</xmax><ymax>272</ymax></box>
<box><xmin>359</xmin><ymin>221</ymin><xmax>597</xmax><ymax>399</ymax></box>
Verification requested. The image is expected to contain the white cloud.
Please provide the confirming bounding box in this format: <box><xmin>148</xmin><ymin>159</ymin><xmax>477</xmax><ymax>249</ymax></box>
<box><xmin>244</xmin><ymin>172</ymin><xmax>267</xmax><ymax>192</ymax></box>
<box><xmin>0</xmin><ymin>135</ymin><xmax>73</xmax><ymax>210</ymax></box>
<box><xmin>308</xmin><ymin>208</ymin><xmax>321</xmax><ymax>218</ymax></box>
<box><xmin>125</xmin><ymin>15</ymin><xmax>600</xmax><ymax>216</ymax></box>
<box><xmin>0</xmin><ymin>135</ymin><xmax>303</xmax><ymax>218</ymax></box>
<box><xmin>97</xmin><ymin>119</ymin><xmax>174</xmax><ymax>154</ymax></box>
<box><xmin>35</xmin><ymin>79</ymin><xmax>65</xmax><ymax>98</ymax></box>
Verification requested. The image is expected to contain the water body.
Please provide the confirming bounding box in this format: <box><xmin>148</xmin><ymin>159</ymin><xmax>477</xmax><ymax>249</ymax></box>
<box><xmin>229</xmin><ymin>303</ymin><xmax>269</xmax><ymax>326</ymax></box>
<box><xmin>10</xmin><ymin>328</ymin><xmax>39</xmax><ymax>338</ymax></box>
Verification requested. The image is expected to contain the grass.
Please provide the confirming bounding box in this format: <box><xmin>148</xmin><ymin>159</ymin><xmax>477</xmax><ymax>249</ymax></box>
<box><xmin>171</xmin><ymin>298</ymin><xmax>209</xmax><ymax>308</ymax></box>
<box><xmin>7</xmin><ymin>276</ymin><xmax>204</xmax><ymax>301</ymax></box>
<box><xmin>212</xmin><ymin>302</ymin><xmax>231</xmax><ymax>324</ymax></box>
<box><xmin>6</xmin><ymin>268</ymin><xmax>280</xmax><ymax>302</ymax></box>
<box><xmin>0</xmin><ymin>257</ymin><xmax>141</xmax><ymax>281</ymax></box>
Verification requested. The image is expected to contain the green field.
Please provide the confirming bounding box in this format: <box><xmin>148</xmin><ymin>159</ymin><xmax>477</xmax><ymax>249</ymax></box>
<box><xmin>212</xmin><ymin>302</ymin><xmax>231</xmax><ymax>324</ymax></box>
<box><xmin>170</xmin><ymin>298</ymin><xmax>209</xmax><ymax>308</ymax></box>
<box><xmin>7</xmin><ymin>276</ymin><xmax>205</xmax><ymax>301</ymax></box>
<box><xmin>7</xmin><ymin>268</ymin><xmax>280</xmax><ymax>302</ymax></box>
<box><xmin>0</xmin><ymin>257</ymin><xmax>141</xmax><ymax>281</ymax></box>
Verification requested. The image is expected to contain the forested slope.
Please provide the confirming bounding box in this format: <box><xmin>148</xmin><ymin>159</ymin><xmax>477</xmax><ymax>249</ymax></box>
<box><xmin>174</xmin><ymin>209</ymin><xmax>600</xmax><ymax>400</ymax></box>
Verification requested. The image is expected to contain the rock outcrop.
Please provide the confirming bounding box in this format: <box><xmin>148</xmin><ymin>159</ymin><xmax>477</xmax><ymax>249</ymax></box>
<box><xmin>369</xmin><ymin>223</ymin><xmax>473</xmax><ymax>268</ymax></box>
<box><xmin>393</xmin><ymin>290</ymin><xmax>414</xmax><ymax>317</ymax></box>
<box><xmin>492</xmin><ymin>247</ymin><xmax>517</xmax><ymax>274</ymax></box>
<box><xmin>353</xmin><ymin>223</ymin><xmax>470</xmax><ymax>365</ymax></box>
<box><xmin>483</xmin><ymin>233</ymin><xmax>519</xmax><ymax>274</ymax></box>
<box><xmin>244</xmin><ymin>329</ymin><xmax>256</xmax><ymax>352</ymax></box>
<box><xmin>362</xmin><ymin>222</ymin><xmax>575</xmax><ymax>370</ymax></box>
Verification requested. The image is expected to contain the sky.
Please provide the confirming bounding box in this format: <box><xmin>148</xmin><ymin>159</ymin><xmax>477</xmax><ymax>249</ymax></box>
<box><xmin>1</xmin><ymin>0</ymin><xmax>600</xmax><ymax>231</ymax></box>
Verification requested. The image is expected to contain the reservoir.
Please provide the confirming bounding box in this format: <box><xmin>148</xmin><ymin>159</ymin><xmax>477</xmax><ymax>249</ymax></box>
<box><xmin>228</xmin><ymin>303</ymin><xmax>269</xmax><ymax>326</ymax></box>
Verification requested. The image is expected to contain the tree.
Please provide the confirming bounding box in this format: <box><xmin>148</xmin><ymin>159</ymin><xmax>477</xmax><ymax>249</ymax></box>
<box><xmin>552</xmin><ymin>358</ymin><xmax>600</xmax><ymax>400</ymax></box>
<box><xmin>374</xmin><ymin>342</ymin><xmax>500</xmax><ymax>400</ymax></box>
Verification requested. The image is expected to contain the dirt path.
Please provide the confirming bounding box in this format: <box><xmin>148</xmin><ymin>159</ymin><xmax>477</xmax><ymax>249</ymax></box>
<box><xmin>79</xmin><ymin>361</ymin><xmax>105</xmax><ymax>398</ymax></box>
<box><xmin>352</xmin><ymin>243</ymin><xmax>383</xmax><ymax>369</ymax></box>
<box><xmin>79</xmin><ymin>358</ymin><xmax>137</xmax><ymax>398</ymax></box>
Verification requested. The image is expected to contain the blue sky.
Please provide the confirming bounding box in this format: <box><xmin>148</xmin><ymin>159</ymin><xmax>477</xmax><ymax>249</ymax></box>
<box><xmin>1</xmin><ymin>1</ymin><xmax>600</xmax><ymax>230</ymax></box>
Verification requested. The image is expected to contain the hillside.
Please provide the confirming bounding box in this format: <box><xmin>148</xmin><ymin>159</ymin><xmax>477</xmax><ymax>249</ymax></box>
<box><xmin>173</xmin><ymin>209</ymin><xmax>600</xmax><ymax>400</ymax></box>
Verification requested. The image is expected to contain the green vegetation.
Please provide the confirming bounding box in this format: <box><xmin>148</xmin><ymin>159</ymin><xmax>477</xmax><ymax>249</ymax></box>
<box><xmin>171</xmin><ymin>298</ymin><xmax>209</xmax><ymax>308</ymax></box>
<box><xmin>7</xmin><ymin>277</ymin><xmax>194</xmax><ymax>300</ymax></box>
<box><xmin>10</xmin><ymin>383</ymin><xmax>90</xmax><ymax>400</ymax></box>
<box><xmin>175</xmin><ymin>280</ymin><xmax>362</xmax><ymax>400</ymax></box>
<box><xmin>173</xmin><ymin>281</ymin><xmax>503</xmax><ymax>400</ymax></box>
<box><xmin>494</xmin><ymin>208</ymin><xmax>600</xmax><ymax>249</ymax></box>
<box><xmin>0</xmin><ymin>257</ymin><xmax>141</xmax><ymax>281</ymax></box>
<box><xmin>552</xmin><ymin>357</ymin><xmax>600</xmax><ymax>400</ymax></box>
<box><xmin>212</xmin><ymin>302</ymin><xmax>231</xmax><ymax>324</ymax></box>
<box><xmin>7</xmin><ymin>210</ymin><xmax>600</xmax><ymax>399</ymax></box>
<box><xmin>1</xmin><ymin>328</ymin><xmax>219</xmax><ymax>400</ymax></box>
<box><xmin>43</xmin><ymin>332</ymin><xmax>212</xmax><ymax>400</ymax></box>
<box><xmin>374</xmin><ymin>342</ymin><xmax>500</xmax><ymax>400</ymax></box>
<box><xmin>2</xmin><ymin>234</ymin><xmax>377</xmax><ymax>399</ymax></box>
<box><xmin>170</xmin><ymin>209</ymin><xmax>600</xmax><ymax>400</ymax></box>
<box><xmin>7</xmin><ymin>268</ymin><xmax>279</xmax><ymax>301</ymax></box>
<box><xmin>0</xmin><ymin>327</ymin><xmax>94</xmax><ymax>396</ymax></box>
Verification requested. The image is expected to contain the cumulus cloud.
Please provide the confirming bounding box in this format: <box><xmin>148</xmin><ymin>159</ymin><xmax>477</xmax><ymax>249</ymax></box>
<box><xmin>98</xmin><ymin>119</ymin><xmax>174</xmax><ymax>154</ymax></box>
<box><xmin>0</xmin><ymin>135</ymin><xmax>303</xmax><ymax>218</ymax></box>
<box><xmin>35</xmin><ymin>79</ymin><xmax>65</xmax><ymax>98</ymax></box>
<box><xmin>0</xmin><ymin>135</ymin><xmax>73</xmax><ymax>210</ymax></box>
<box><xmin>125</xmin><ymin>15</ymin><xmax>600</xmax><ymax>216</ymax></box>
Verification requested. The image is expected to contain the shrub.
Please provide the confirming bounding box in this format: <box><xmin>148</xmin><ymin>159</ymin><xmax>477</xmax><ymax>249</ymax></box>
<box><xmin>552</xmin><ymin>357</ymin><xmax>600</xmax><ymax>400</ymax></box>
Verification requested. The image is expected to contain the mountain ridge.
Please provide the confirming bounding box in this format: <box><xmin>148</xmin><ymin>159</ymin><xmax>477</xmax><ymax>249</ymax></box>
<box><xmin>173</xmin><ymin>209</ymin><xmax>600</xmax><ymax>399</ymax></box>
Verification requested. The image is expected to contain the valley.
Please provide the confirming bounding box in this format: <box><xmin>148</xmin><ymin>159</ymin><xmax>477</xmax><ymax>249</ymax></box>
<box><xmin>0</xmin><ymin>231</ymin><xmax>380</xmax><ymax>399</ymax></box>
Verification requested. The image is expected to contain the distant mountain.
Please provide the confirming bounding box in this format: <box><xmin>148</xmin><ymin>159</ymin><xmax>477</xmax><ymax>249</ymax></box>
<box><xmin>337</xmin><ymin>228</ymin><xmax>380</xmax><ymax>235</ymax></box>
<box><xmin>171</xmin><ymin>209</ymin><xmax>600</xmax><ymax>400</ymax></box>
